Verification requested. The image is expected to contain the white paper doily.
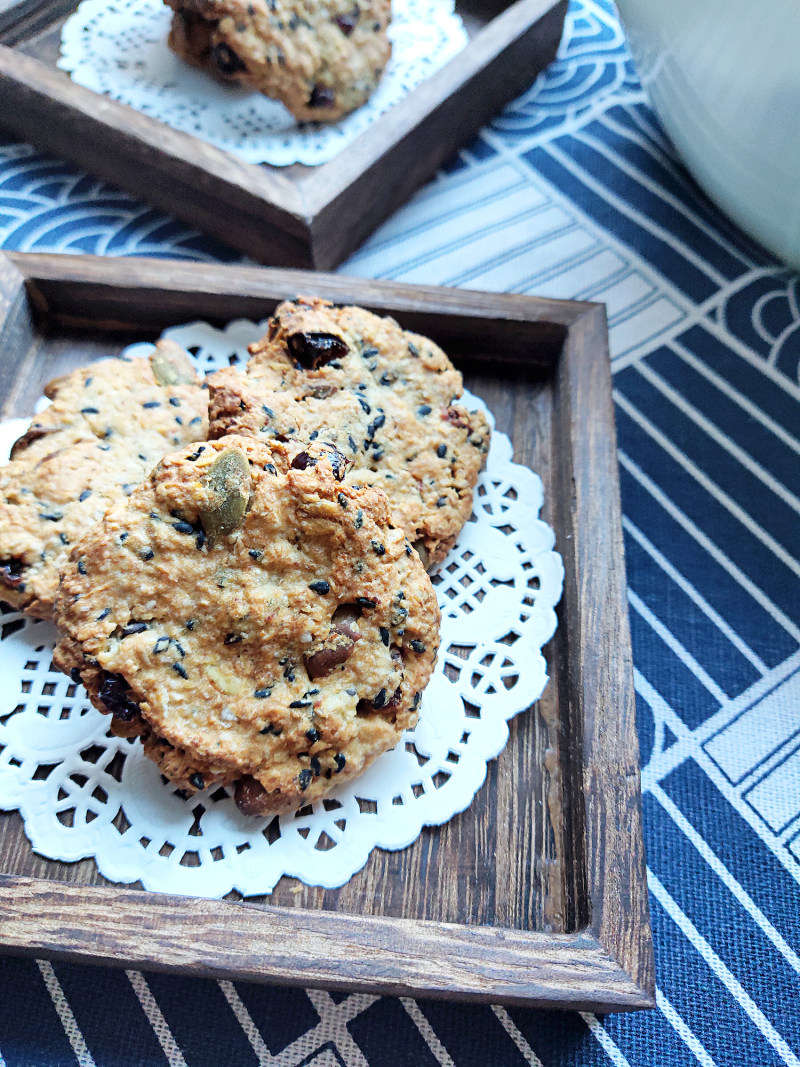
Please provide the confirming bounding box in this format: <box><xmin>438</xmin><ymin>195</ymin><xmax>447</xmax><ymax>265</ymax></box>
<box><xmin>0</xmin><ymin>320</ymin><xmax>563</xmax><ymax>897</ymax></box>
<box><xmin>58</xmin><ymin>0</ymin><xmax>468</xmax><ymax>167</ymax></box>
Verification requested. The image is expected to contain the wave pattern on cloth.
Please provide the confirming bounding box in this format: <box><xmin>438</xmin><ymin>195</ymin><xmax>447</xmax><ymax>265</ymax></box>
<box><xmin>0</xmin><ymin>0</ymin><xmax>799</xmax><ymax>1064</ymax></box>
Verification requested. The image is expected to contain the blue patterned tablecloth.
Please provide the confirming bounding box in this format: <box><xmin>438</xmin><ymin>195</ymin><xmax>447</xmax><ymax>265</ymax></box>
<box><xmin>2</xmin><ymin>1</ymin><xmax>800</xmax><ymax>1063</ymax></box>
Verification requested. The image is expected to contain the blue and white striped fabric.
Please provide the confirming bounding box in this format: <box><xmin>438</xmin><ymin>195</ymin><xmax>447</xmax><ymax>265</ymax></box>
<box><xmin>1</xmin><ymin>1</ymin><xmax>799</xmax><ymax>1063</ymax></box>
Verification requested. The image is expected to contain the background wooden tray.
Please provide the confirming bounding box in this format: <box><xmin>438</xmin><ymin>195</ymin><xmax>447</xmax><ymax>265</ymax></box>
<box><xmin>0</xmin><ymin>0</ymin><xmax>566</xmax><ymax>268</ymax></box>
<box><xmin>0</xmin><ymin>252</ymin><xmax>654</xmax><ymax>1011</ymax></box>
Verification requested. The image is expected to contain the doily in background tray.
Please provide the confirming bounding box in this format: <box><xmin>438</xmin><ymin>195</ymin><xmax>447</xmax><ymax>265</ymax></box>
<box><xmin>58</xmin><ymin>0</ymin><xmax>468</xmax><ymax>166</ymax></box>
<box><xmin>0</xmin><ymin>319</ymin><xmax>563</xmax><ymax>896</ymax></box>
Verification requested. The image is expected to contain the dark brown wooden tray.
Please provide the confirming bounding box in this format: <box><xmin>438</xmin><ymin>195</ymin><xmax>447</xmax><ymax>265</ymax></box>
<box><xmin>0</xmin><ymin>251</ymin><xmax>654</xmax><ymax>1011</ymax></box>
<box><xmin>0</xmin><ymin>0</ymin><xmax>566</xmax><ymax>269</ymax></box>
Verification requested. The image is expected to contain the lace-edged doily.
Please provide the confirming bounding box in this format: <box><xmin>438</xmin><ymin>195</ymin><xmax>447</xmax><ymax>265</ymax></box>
<box><xmin>0</xmin><ymin>320</ymin><xmax>563</xmax><ymax>896</ymax></box>
<box><xmin>58</xmin><ymin>0</ymin><xmax>468</xmax><ymax>167</ymax></box>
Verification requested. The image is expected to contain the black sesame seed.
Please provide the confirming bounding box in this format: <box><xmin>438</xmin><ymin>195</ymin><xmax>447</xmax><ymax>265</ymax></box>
<box><xmin>189</xmin><ymin>772</ymin><xmax>205</xmax><ymax>790</ymax></box>
<box><xmin>174</xmin><ymin>416</ymin><xmax>184</xmax><ymax>425</ymax></box>
<box><xmin>437</xmin><ymin>444</ymin><xmax>447</xmax><ymax>458</ymax></box>
<box><xmin>356</xmin><ymin>596</ymin><xmax>377</xmax><ymax>609</ymax></box>
<box><xmin>412</xmin><ymin>691</ymin><xmax>422</xmax><ymax>709</ymax></box>
<box><xmin>354</xmin><ymin>510</ymin><xmax>364</xmax><ymax>529</ymax></box>
<box><xmin>310</xmin><ymin>756</ymin><xmax>321</xmax><ymax>776</ymax></box>
<box><xmin>186</xmin><ymin>619</ymin><xmax>196</xmax><ymax>630</ymax></box>
<box><xmin>254</xmin><ymin>688</ymin><xmax>272</xmax><ymax>699</ymax></box>
<box><xmin>79</xmin><ymin>489</ymin><xmax>92</xmax><ymax>502</ymax></box>
<box><xmin>379</xmin><ymin>373</ymin><xmax>392</xmax><ymax>386</ymax></box>
<box><xmin>362</xmin><ymin>346</ymin><xmax>379</xmax><ymax>359</ymax></box>
<box><xmin>59</xmin><ymin>532</ymin><xmax>69</xmax><ymax>546</ymax></box>
<box><xmin>173</xmin><ymin>520</ymin><xmax>195</xmax><ymax>534</ymax></box>
<box><xmin>224</xmin><ymin>632</ymin><xmax>244</xmax><ymax>645</ymax></box>
<box><xmin>348</xmin><ymin>435</ymin><xmax>357</xmax><ymax>453</ymax></box>
<box><xmin>169</xmin><ymin>397</ymin><xmax>181</xmax><ymax>407</ymax></box>
<box><xmin>40</xmin><ymin>511</ymin><xmax>63</xmax><ymax>522</ymax></box>
<box><xmin>309</xmin><ymin>580</ymin><xmax>330</xmax><ymax>595</ymax></box>
<box><xmin>436</xmin><ymin>496</ymin><xmax>447</xmax><ymax>508</ymax></box>
<box><xmin>259</xmin><ymin>722</ymin><xmax>275</xmax><ymax>734</ymax></box>
<box><xmin>357</xmin><ymin>396</ymin><xmax>371</xmax><ymax>414</ymax></box>
<box><xmin>249</xmin><ymin>549</ymin><xmax>263</xmax><ymax>560</ymax></box>
<box><xmin>309</xmin><ymin>430</ymin><xmax>319</xmax><ymax>441</ymax></box>
<box><xmin>172</xmin><ymin>663</ymin><xmax>188</xmax><ymax>679</ymax></box>
<box><xmin>195</xmin><ymin>529</ymin><xmax>207</xmax><ymax>550</ymax></box>
<box><xmin>290</xmin><ymin>699</ymin><xmax>312</xmax><ymax>708</ymax></box>
<box><xmin>410</xmin><ymin>639</ymin><xmax>426</xmax><ymax>653</ymax></box>
<box><xmin>262</xmin><ymin>405</ymin><xmax>274</xmax><ymax>418</ymax></box>
<box><xmin>153</xmin><ymin>636</ymin><xmax>170</xmax><ymax>654</ymax></box>
<box><xmin>408</xmin><ymin>341</ymin><xmax>419</xmax><ymax>357</ymax></box>
<box><xmin>334</xmin><ymin>753</ymin><xmax>346</xmax><ymax>773</ymax></box>
<box><xmin>371</xmin><ymin>540</ymin><xmax>385</xmax><ymax>556</ymax></box>
<box><xmin>405</xmin><ymin>544</ymin><xmax>412</xmax><ymax>555</ymax></box>
<box><xmin>306</xmin><ymin>727</ymin><xmax>319</xmax><ymax>742</ymax></box>
<box><xmin>298</xmin><ymin>768</ymin><xmax>312</xmax><ymax>790</ymax></box>
<box><xmin>187</xmin><ymin>447</ymin><xmax>205</xmax><ymax>462</ymax></box>
<box><xmin>121</xmin><ymin>621</ymin><xmax>148</xmax><ymax>637</ymax></box>
<box><xmin>119</xmin><ymin>532</ymin><xmax>129</xmax><ymax>542</ymax></box>
<box><xmin>417</xmin><ymin>405</ymin><xmax>431</xmax><ymax>416</ymax></box>
<box><xmin>97</xmin><ymin>608</ymin><xmax>111</xmax><ymax>621</ymax></box>
<box><xmin>142</xmin><ymin>401</ymin><xmax>161</xmax><ymax>409</ymax></box>
<box><xmin>337</xmin><ymin>493</ymin><xmax>349</xmax><ymax>508</ymax></box>
<box><xmin>77</xmin><ymin>559</ymin><xmax>87</xmax><ymax>575</ymax></box>
<box><xmin>380</xmin><ymin>627</ymin><xmax>389</xmax><ymax>646</ymax></box>
<box><xmin>372</xmin><ymin>688</ymin><xmax>387</xmax><ymax>708</ymax></box>
<box><xmin>139</xmin><ymin>548</ymin><xmax>155</xmax><ymax>560</ymax></box>
<box><xmin>80</xmin><ymin>407</ymin><xmax>99</xmax><ymax>414</ymax></box>
<box><xmin>264</xmin><ymin>463</ymin><xmax>277</xmax><ymax>475</ymax></box>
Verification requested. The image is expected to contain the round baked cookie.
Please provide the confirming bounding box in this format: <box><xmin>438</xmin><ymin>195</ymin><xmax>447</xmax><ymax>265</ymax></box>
<box><xmin>0</xmin><ymin>342</ymin><xmax>208</xmax><ymax>619</ymax></box>
<box><xmin>53</xmin><ymin>435</ymin><xmax>440</xmax><ymax>815</ymax></box>
<box><xmin>166</xmin><ymin>0</ymin><xmax>392</xmax><ymax>122</ymax></box>
<box><xmin>208</xmin><ymin>297</ymin><xmax>491</xmax><ymax>567</ymax></box>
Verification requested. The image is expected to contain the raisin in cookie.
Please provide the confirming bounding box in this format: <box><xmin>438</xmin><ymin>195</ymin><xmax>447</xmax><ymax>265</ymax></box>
<box><xmin>53</xmin><ymin>435</ymin><xmax>439</xmax><ymax>815</ymax></box>
<box><xmin>208</xmin><ymin>297</ymin><xmax>491</xmax><ymax>568</ymax></box>
<box><xmin>0</xmin><ymin>343</ymin><xmax>208</xmax><ymax>619</ymax></box>
<box><xmin>166</xmin><ymin>0</ymin><xmax>391</xmax><ymax>122</ymax></box>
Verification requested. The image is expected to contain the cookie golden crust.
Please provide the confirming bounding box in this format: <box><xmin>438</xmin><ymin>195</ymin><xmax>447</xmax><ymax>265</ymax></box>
<box><xmin>53</xmin><ymin>436</ymin><xmax>440</xmax><ymax>815</ymax></box>
<box><xmin>165</xmin><ymin>0</ymin><xmax>392</xmax><ymax>122</ymax></box>
<box><xmin>0</xmin><ymin>343</ymin><xmax>208</xmax><ymax>619</ymax></box>
<box><xmin>208</xmin><ymin>298</ymin><xmax>491</xmax><ymax>567</ymax></box>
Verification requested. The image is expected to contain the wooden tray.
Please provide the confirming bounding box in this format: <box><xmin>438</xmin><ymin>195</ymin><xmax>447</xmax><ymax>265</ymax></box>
<box><xmin>0</xmin><ymin>0</ymin><xmax>566</xmax><ymax>269</ymax></box>
<box><xmin>0</xmin><ymin>251</ymin><xmax>654</xmax><ymax>1011</ymax></box>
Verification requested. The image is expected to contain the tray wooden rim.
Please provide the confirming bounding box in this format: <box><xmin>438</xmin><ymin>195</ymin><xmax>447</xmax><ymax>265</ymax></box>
<box><xmin>0</xmin><ymin>0</ymin><xmax>567</xmax><ymax>268</ymax></box>
<box><xmin>0</xmin><ymin>252</ymin><xmax>655</xmax><ymax>1012</ymax></box>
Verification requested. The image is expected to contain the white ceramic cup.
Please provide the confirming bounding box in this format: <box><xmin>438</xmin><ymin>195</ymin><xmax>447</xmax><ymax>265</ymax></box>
<box><xmin>616</xmin><ymin>0</ymin><xmax>800</xmax><ymax>268</ymax></box>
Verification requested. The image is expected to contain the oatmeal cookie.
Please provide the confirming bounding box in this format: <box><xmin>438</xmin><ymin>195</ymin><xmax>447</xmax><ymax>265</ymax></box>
<box><xmin>166</xmin><ymin>0</ymin><xmax>392</xmax><ymax>122</ymax></box>
<box><xmin>208</xmin><ymin>297</ymin><xmax>491</xmax><ymax>567</ymax></box>
<box><xmin>0</xmin><ymin>343</ymin><xmax>208</xmax><ymax>619</ymax></box>
<box><xmin>53</xmin><ymin>435</ymin><xmax>439</xmax><ymax>815</ymax></box>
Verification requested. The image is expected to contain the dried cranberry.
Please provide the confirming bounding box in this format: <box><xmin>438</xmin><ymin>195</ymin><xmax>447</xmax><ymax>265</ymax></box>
<box><xmin>304</xmin><ymin>639</ymin><xmax>354</xmax><ymax>680</ymax></box>
<box><xmin>287</xmin><ymin>331</ymin><xmax>349</xmax><ymax>367</ymax></box>
<box><xmin>213</xmin><ymin>42</ymin><xmax>246</xmax><ymax>76</ymax></box>
<box><xmin>0</xmin><ymin>559</ymin><xmax>26</xmax><ymax>589</ymax></box>
<box><xmin>234</xmin><ymin>776</ymin><xmax>272</xmax><ymax>816</ymax></box>
<box><xmin>98</xmin><ymin>672</ymin><xmax>141</xmax><ymax>722</ymax></box>
<box><xmin>308</xmin><ymin>85</ymin><xmax>336</xmax><ymax>109</ymax></box>
<box><xmin>333</xmin><ymin>4</ymin><xmax>359</xmax><ymax>35</ymax></box>
<box><xmin>290</xmin><ymin>451</ymin><xmax>315</xmax><ymax>470</ymax></box>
